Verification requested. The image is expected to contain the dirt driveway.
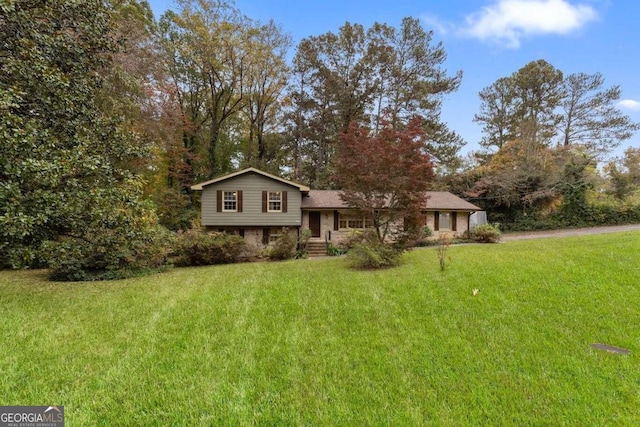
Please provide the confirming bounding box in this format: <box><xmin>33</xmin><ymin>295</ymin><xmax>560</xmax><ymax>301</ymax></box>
<box><xmin>502</xmin><ymin>224</ymin><xmax>640</xmax><ymax>241</ymax></box>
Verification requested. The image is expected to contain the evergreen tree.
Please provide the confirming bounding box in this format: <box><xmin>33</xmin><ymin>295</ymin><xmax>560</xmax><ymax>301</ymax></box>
<box><xmin>0</xmin><ymin>0</ymin><xmax>168</xmax><ymax>277</ymax></box>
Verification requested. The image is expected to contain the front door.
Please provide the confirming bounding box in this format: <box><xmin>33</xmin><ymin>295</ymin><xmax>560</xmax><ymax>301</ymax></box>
<box><xmin>309</xmin><ymin>211</ymin><xmax>321</xmax><ymax>237</ymax></box>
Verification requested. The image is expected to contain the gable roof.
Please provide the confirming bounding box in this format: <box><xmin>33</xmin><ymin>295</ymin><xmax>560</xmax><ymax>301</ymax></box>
<box><xmin>301</xmin><ymin>190</ymin><xmax>481</xmax><ymax>211</ymax></box>
<box><xmin>191</xmin><ymin>167</ymin><xmax>311</xmax><ymax>192</ymax></box>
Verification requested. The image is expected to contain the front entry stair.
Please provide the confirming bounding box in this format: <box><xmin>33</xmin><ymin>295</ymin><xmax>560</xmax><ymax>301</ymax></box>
<box><xmin>306</xmin><ymin>240</ymin><xmax>328</xmax><ymax>257</ymax></box>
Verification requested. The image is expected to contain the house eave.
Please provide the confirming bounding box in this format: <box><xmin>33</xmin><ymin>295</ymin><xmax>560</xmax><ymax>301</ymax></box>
<box><xmin>191</xmin><ymin>167</ymin><xmax>310</xmax><ymax>192</ymax></box>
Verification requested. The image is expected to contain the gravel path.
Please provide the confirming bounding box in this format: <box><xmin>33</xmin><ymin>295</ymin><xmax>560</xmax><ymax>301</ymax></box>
<box><xmin>502</xmin><ymin>224</ymin><xmax>640</xmax><ymax>241</ymax></box>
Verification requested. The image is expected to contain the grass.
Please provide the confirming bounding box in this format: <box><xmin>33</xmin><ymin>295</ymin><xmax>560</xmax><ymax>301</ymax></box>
<box><xmin>1</xmin><ymin>232</ymin><xmax>640</xmax><ymax>425</ymax></box>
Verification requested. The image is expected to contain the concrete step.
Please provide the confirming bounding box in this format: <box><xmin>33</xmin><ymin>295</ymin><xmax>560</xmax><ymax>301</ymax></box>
<box><xmin>305</xmin><ymin>241</ymin><xmax>328</xmax><ymax>257</ymax></box>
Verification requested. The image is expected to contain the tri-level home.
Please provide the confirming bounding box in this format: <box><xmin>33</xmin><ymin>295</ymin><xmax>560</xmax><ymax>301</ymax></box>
<box><xmin>191</xmin><ymin>168</ymin><xmax>481</xmax><ymax>253</ymax></box>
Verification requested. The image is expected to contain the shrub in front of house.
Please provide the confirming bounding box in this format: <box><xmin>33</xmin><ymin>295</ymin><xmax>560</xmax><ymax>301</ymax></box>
<box><xmin>347</xmin><ymin>239</ymin><xmax>402</xmax><ymax>269</ymax></box>
<box><xmin>469</xmin><ymin>224</ymin><xmax>502</xmax><ymax>243</ymax></box>
<box><xmin>345</xmin><ymin>230</ymin><xmax>402</xmax><ymax>269</ymax></box>
<box><xmin>267</xmin><ymin>228</ymin><xmax>297</xmax><ymax>260</ymax></box>
<box><xmin>46</xmin><ymin>224</ymin><xmax>173</xmax><ymax>281</ymax></box>
<box><xmin>411</xmin><ymin>225</ymin><xmax>435</xmax><ymax>247</ymax></box>
<box><xmin>296</xmin><ymin>228</ymin><xmax>313</xmax><ymax>258</ymax></box>
<box><xmin>172</xmin><ymin>229</ymin><xmax>245</xmax><ymax>267</ymax></box>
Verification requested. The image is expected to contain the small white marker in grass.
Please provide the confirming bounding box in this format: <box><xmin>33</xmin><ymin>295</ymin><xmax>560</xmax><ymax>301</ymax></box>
<box><xmin>473</xmin><ymin>288</ymin><xmax>479</xmax><ymax>296</ymax></box>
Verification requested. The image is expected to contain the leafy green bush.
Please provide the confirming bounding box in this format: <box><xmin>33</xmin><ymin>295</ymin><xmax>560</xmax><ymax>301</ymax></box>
<box><xmin>343</xmin><ymin>229</ymin><xmax>366</xmax><ymax>249</ymax></box>
<box><xmin>347</xmin><ymin>230</ymin><xmax>402</xmax><ymax>268</ymax></box>
<box><xmin>267</xmin><ymin>228</ymin><xmax>297</xmax><ymax>260</ymax></box>
<box><xmin>46</xmin><ymin>223</ymin><xmax>173</xmax><ymax>281</ymax></box>
<box><xmin>411</xmin><ymin>225</ymin><xmax>435</xmax><ymax>247</ymax></box>
<box><xmin>346</xmin><ymin>240</ymin><xmax>402</xmax><ymax>269</ymax></box>
<box><xmin>469</xmin><ymin>224</ymin><xmax>502</xmax><ymax>243</ymax></box>
<box><xmin>327</xmin><ymin>243</ymin><xmax>346</xmax><ymax>256</ymax></box>
<box><xmin>172</xmin><ymin>229</ymin><xmax>245</xmax><ymax>267</ymax></box>
<box><xmin>422</xmin><ymin>226</ymin><xmax>434</xmax><ymax>238</ymax></box>
<box><xmin>296</xmin><ymin>228</ymin><xmax>313</xmax><ymax>258</ymax></box>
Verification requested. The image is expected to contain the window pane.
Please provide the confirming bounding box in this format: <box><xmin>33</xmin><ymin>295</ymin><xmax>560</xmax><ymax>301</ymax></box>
<box><xmin>223</xmin><ymin>191</ymin><xmax>237</xmax><ymax>211</ymax></box>
<box><xmin>339</xmin><ymin>213</ymin><xmax>371</xmax><ymax>229</ymax></box>
<box><xmin>349</xmin><ymin>219</ymin><xmax>363</xmax><ymax>228</ymax></box>
<box><xmin>268</xmin><ymin>191</ymin><xmax>281</xmax><ymax>211</ymax></box>
<box><xmin>269</xmin><ymin>227</ymin><xmax>282</xmax><ymax>242</ymax></box>
<box><xmin>439</xmin><ymin>212</ymin><xmax>451</xmax><ymax>230</ymax></box>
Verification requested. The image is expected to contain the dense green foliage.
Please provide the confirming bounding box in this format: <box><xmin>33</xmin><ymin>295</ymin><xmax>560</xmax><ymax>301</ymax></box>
<box><xmin>265</xmin><ymin>229</ymin><xmax>298</xmax><ymax>260</ymax></box>
<box><xmin>45</xmin><ymin>201</ymin><xmax>173</xmax><ymax>281</ymax></box>
<box><xmin>2</xmin><ymin>232</ymin><xmax>639</xmax><ymax>424</ymax></box>
<box><xmin>346</xmin><ymin>231</ymin><xmax>402</xmax><ymax>269</ymax></box>
<box><xmin>469</xmin><ymin>224</ymin><xmax>502</xmax><ymax>243</ymax></box>
<box><xmin>172</xmin><ymin>229</ymin><xmax>246</xmax><ymax>266</ymax></box>
<box><xmin>0</xmin><ymin>0</ymin><xmax>168</xmax><ymax>278</ymax></box>
<box><xmin>288</xmin><ymin>18</ymin><xmax>463</xmax><ymax>186</ymax></box>
<box><xmin>465</xmin><ymin>59</ymin><xmax>640</xmax><ymax>229</ymax></box>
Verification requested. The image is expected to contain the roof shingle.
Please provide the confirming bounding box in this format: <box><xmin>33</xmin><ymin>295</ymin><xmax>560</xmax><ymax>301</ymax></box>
<box><xmin>301</xmin><ymin>190</ymin><xmax>480</xmax><ymax>211</ymax></box>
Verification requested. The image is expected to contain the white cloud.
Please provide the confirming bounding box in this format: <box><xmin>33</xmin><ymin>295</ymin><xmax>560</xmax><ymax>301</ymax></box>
<box><xmin>618</xmin><ymin>99</ymin><xmax>640</xmax><ymax>111</ymax></box>
<box><xmin>421</xmin><ymin>14</ymin><xmax>453</xmax><ymax>35</ymax></box>
<box><xmin>460</xmin><ymin>0</ymin><xmax>598</xmax><ymax>48</ymax></box>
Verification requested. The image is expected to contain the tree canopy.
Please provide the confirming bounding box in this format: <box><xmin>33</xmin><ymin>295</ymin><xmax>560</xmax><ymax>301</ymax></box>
<box><xmin>333</xmin><ymin>118</ymin><xmax>434</xmax><ymax>243</ymax></box>
<box><xmin>287</xmin><ymin>18</ymin><xmax>463</xmax><ymax>187</ymax></box>
<box><xmin>474</xmin><ymin>59</ymin><xmax>638</xmax><ymax>158</ymax></box>
<box><xmin>0</xmin><ymin>0</ymin><xmax>168</xmax><ymax>276</ymax></box>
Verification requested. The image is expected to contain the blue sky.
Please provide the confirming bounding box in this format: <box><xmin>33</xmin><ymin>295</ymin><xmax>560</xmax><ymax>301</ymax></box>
<box><xmin>148</xmin><ymin>0</ymin><xmax>640</xmax><ymax>160</ymax></box>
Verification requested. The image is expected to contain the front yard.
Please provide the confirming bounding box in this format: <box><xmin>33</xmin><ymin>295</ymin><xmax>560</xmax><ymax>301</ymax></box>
<box><xmin>1</xmin><ymin>232</ymin><xmax>639</xmax><ymax>425</ymax></box>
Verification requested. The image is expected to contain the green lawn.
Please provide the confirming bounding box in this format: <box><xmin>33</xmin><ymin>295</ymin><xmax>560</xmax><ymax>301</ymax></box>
<box><xmin>1</xmin><ymin>232</ymin><xmax>640</xmax><ymax>426</ymax></box>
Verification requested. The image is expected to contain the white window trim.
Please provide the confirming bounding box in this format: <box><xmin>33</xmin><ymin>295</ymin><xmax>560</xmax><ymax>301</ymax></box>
<box><xmin>223</xmin><ymin>191</ymin><xmax>237</xmax><ymax>212</ymax></box>
<box><xmin>267</xmin><ymin>191</ymin><xmax>282</xmax><ymax>213</ymax></box>
<box><xmin>339</xmin><ymin>213</ymin><xmax>373</xmax><ymax>230</ymax></box>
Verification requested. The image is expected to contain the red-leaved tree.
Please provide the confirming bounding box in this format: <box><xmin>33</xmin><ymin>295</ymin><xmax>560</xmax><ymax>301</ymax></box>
<box><xmin>333</xmin><ymin>117</ymin><xmax>434</xmax><ymax>242</ymax></box>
